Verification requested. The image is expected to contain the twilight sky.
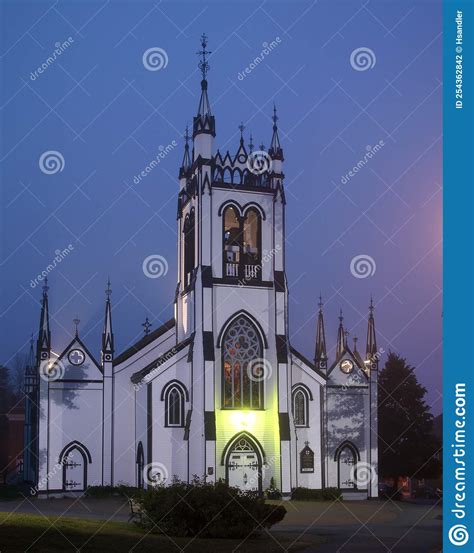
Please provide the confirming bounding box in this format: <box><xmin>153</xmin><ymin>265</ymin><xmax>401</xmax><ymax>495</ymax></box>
<box><xmin>0</xmin><ymin>0</ymin><xmax>442</xmax><ymax>412</ymax></box>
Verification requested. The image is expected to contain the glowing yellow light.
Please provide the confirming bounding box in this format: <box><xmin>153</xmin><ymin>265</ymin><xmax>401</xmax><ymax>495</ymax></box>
<box><xmin>230</xmin><ymin>411</ymin><xmax>256</xmax><ymax>430</ymax></box>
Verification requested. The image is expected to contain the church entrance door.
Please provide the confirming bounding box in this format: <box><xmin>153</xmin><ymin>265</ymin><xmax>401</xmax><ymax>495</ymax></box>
<box><xmin>226</xmin><ymin>437</ymin><xmax>261</xmax><ymax>492</ymax></box>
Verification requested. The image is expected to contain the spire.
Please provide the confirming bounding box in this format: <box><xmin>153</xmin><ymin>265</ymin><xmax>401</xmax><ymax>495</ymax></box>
<box><xmin>366</xmin><ymin>296</ymin><xmax>377</xmax><ymax>360</ymax></box>
<box><xmin>238</xmin><ymin>122</ymin><xmax>245</xmax><ymax>145</ymax></box>
<box><xmin>36</xmin><ymin>278</ymin><xmax>51</xmax><ymax>363</ymax></box>
<box><xmin>193</xmin><ymin>33</ymin><xmax>215</xmax><ymax>139</ymax></box>
<box><xmin>314</xmin><ymin>294</ymin><xmax>327</xmax><ymax>368</ymax></box>
<box><xmin>25</xmin><ymin>334</ymin><xmax>37</xmax><ymax>393</ymax></box>
<box><xmin>179</xmin><ymin>125</ymin><xmax>191</xmax><ymax>178</ymax></box>
<box><xmin>102</xmin><ymin>278</ymin><xmax>114</xmax><ymax>359</ymax></box>
<box><xmin>248</xmin><ymin>133</ymin><xmax>254</xmax><ymax>154</ymax></box>
<box><xmin>268</xmin><ymin>104</ymin><xmax>283</xmax><ymax>160</ymax></box>
<box><xmin>336</xmin><ymin>309</ymin><xmax>345</xmax><ymax>358</ymax></box>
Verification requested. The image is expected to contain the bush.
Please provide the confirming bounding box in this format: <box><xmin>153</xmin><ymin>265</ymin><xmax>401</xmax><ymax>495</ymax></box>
<box><xmin>291</xmin><ymin>487</ymin><xmax>341</xmax><ymax>501</ymax></box>
<box><xmin>265</xmin><ymin>477</ymin><xmax>282</xmax><ymax>500</ymax></box>
<box><xmin>85</xmin><ymin>484</ymin><xmax>143</xmax><ymax>499</ymax></box>
<box><xmin>138</xmin><ymin>477</ymin><xmax>286</xmax><ymax>538</ymax></box>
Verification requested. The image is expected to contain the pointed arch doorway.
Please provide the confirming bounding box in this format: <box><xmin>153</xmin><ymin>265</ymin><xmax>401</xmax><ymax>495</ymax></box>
<box><xmin>223</xmin><ymin>433</ymin><xmax>264</xmax><ymax>493</ymax></box>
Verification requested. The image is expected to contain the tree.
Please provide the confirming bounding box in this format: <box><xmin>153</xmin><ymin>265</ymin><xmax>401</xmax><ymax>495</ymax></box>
<box><xmin>378</xmin><ymin>352</ymin><xmax>441</xmax><ymax>483</ymax></box>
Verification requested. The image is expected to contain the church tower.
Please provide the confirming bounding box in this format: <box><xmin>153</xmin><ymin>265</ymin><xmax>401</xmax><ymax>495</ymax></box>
<box><xmin>174</xmin><ymin>34</ymin><xmax>292</xmax><ymax>493</ymax></box>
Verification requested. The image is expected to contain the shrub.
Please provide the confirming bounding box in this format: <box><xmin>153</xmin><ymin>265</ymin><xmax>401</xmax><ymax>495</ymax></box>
<box><xmin>265</xmin><ymin>477</ymin><xmax>282</xmax><ymax>500</ymax></box>
<box><xmin>291</xmin><ymin>487</ymin><xmax>341</xmax><ymax>501</ymax></box>
<box><xmin>138</xmin><ymin>477</ymin><xmax>286</xmax><ymax>538</ymax></box>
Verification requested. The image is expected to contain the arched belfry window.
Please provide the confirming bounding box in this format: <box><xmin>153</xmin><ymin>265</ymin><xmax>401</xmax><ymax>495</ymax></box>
<box><xmin>223</xmin><ymin>206</ymin><xmax>261</xmax><ymax>281</ymax></box>
<box><xmin>222</xmin><ymin>316</ymin><xmax>264</xmax><ymax>409</ymax></box>
<box><xmin>162</xmin><ymin>381</ymin><xmax>187</xmax><ymax>427</ymax></box>
<box><xmin>183</xmin><ymin>209</ymin><xmax>195</xmax><ymax>287</ymax></box>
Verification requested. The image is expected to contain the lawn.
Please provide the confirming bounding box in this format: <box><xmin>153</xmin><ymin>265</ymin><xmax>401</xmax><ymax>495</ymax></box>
<box><xmin>0</xmin><ymin>511</ymin><xmax>321</xmax><ymax>553</ymax></box>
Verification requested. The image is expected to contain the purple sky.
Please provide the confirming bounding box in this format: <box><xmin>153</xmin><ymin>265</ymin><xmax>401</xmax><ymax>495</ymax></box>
<box><xmin>0</xmin><ymin>1</ymin><xmax>442</xmax><ymax>412</ymax></box>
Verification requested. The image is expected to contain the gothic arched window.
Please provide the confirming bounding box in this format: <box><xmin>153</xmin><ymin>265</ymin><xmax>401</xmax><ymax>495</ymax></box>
<box><xmin>222</xmin><ymin>316</ymin><xmax>263</xmax><ymax>409</ymax></box>
<box><xmin>292</xmin><ymin>386</ymin><xmax>310</xmax><ymax>427</ymax></box>
<box><xmin>163</xmin><ymin>382</ymin><xmax>186</xmax><ymax>427</ymax></box>
<box><xmin>222</xmin><ymin>206</ymin><xmax>261</xmax><ymax>281</ymax></box>
<box><xmin>183</xmin><ymin>209</ymin><xmax>195</xmax><ymax>287</ymax></box>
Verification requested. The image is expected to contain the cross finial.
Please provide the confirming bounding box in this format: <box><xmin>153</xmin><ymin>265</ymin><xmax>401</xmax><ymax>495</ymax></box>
<box><xmin>197</xmin><ymin>33</ymin><xmax>211</xmax><ymax>80</ymax></box>
<box><xmin>73</xmin><ymin>316</ymin><xmax>80</xmax><ymax>337</ymax></box>
<box><xmin>304</xmin><ymin>440</ymin><xmax>309</xmax><ymax>447</ymax></box>
<box><xmin>318</xmin><ymin>293</ymin><xmax>323</xmax><ymax>310</ymax></box>
<box><xmin>42</xmin><ymin>277</ymin><xmax>49</xmax><ymax>296</ymax></box>
<box><xmin>248</xmin><ymin>134</ymin><xmax>254</xmax><ymax>153</ymax></box>
<box><xmin>238</xmin><ymin>122</ymin><xmax>245</xmax><ymax>138</ymax></box>
<box><xmin>339</xmin><ymin>309</ymin><xmax>344</xmax><ymax>323</ymax></box>
<box><xmin>369</xmin><ymin>295</ymin><xmax>374</xmax><ymax>313</ymax></box>
<box><xmin>272</xmin><ymin>104</ymin><xmax>278</xmax><ymax>126</ymax></box>
<box><xmin>105</xmin><ymin>277</ymin><xmax>112</xmax><ymax>298</ymax></box>
<box><xmin>142</xmin><ymin>316</ymin><xmax>152</xmax><ymax>336</ymax></box>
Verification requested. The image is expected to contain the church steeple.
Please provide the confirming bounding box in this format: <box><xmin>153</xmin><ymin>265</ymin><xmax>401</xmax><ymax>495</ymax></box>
<box><xmin>314</xmin><ymin>294</ymin><xmax>327</xmax><ymax>369</ymax></box>
<box><xmin>193</xmin><ymin>33</ymin><xmax>215</xmax><ymax>144</ymax></box>
<box><xmin>37</xmin><ymin>278</ymin><xmax>51</xmax><ymax>363</ymax></box>
<box><xmin>336</xmin><ymin>309</ymin><xmax>345</xmax><ymax>358</ymax></box>
<box><xmin>268</xmin><ymin>104</ymin><xmax>283</xmax><ymax>161</ymax></box>
<box><xmin>25</xmin><ymin>334</ymin><xmax>37</xmax><ymax>393</ymax></box>
<box><xmin>366</xmin><ymin>296</ymin><xmax>377</xmax><ymax>360</ymax></box>
<box><xmin>102</xmin><ymin>278</ymin><xmax>114</xmax><ymax>363</ymax></box>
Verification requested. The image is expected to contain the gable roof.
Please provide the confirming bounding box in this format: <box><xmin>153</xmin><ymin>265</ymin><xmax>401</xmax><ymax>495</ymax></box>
<box><xmin>113</xmin><ymin>318</ymin><xmax>176</xmax><ymax>366</ymax></box>
<box><xmin>327</xmin><ymin>345</ymin><xmax>368</xmax><ymax>379</ymax></box>
<box><xmin>53</xmin><ymin>335</ymin><xmax>102</xmax><ymax>372</ymax></box>
<box><xmin>290</xmin><ymin>345</ymin><xmax>327</xmax><ymax>380</ymax></box>
<box><xmin>130</xmin><ymin>334</ymin><xmax>194</xmax><ymax>385</ymax></box>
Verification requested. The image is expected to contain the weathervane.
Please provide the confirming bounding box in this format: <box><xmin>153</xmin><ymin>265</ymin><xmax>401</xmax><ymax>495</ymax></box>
<box><xmin>142</xmin><ymin>317</ymin><xmax>152</xmax><ymax>336</ymax></box>
<box><xmin>196</xmin><ymin>33</ymin><xmax>211</xmax><ymax>80</ymax></box>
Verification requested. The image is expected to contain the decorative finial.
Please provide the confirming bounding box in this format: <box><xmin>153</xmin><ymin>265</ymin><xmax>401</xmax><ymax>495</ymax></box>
<box><xmin>304</xmin><ymin>440</ymin><xmax>309</xmax><ymax>447</ymax></box>
<box><xmin>105</xmin><ymin>277</ymin><xmax>112</xmax><ymax>298</ymax></box>
<box><xmin>238</xmin><ymin>122</ymin><xmax>245</xmax><ymax>141</ymax></box>
<box><xmin>73</xmin><ymin>316</ymin><xmax>80</xmax><ymax>337</ymax></box>
<box><xmin>259</xmin><ymin>142</ymin><xmax>265</xmax><ymax>151</ymax></box>
<box><xmin>142</xmin><ymin>317</ymin><xmax>152</xmax><ymax>336</ymax></box>
<box><xmin>318</xmin><ymin>293</ymin><xmax>323</xmax><ymax>310</ymax></box>
<box><xmin>369</xmin><ymin>296</ymin><xmax>374</xmax><ymax>313</ymax></box>
<box><xmin>272</xmin><ymin>104</ymin><xmax>278</xmax><ymax>127</ymax></box>
<box><xmin>339</xmin><ymin>309</ymin><xmax>343</xmax><ymax>322</ymax></box>
<box><xmin>344</xmin><ymin>329</ymin><xmax>350</xmax><ymax>346</ymax></box>
<box><xmin>184</xmin><ymin>124</ymin><xmax>190</xmax><ymax>144</ymax></box>
<box><xmin>248</xmin><ymin>134</ymin><xmax>254</xmax><ymax>153</ymax></box>
<box><xmin>196</xmin><ymin>33</ymin><xmax>211</xmax><ymax>80</ymax></box>
<box><xmin>42</xmin><ymin>277</ymin><xmax>49</xmax><ymax>295</ymax></box>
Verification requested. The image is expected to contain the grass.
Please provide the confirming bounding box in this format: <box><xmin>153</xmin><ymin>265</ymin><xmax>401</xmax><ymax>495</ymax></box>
<box><xmin>0</xmin><ymin>511</ymin><xmax>321</xmax><ymax>553</ymax></box>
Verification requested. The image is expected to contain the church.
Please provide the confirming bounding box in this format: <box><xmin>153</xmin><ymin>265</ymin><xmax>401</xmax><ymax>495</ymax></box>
<box><xmin>24</xmin><ymin>36</ymin><xmax>379</xmax><ymax>500</ymax></box>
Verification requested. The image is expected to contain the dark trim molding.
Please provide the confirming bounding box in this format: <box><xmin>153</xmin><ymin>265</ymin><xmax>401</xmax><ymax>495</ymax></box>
<box><xmin>279</xmin><ymin>412</ymin><xmax>291</xmax><ymax>441</ymax></box>
<box><xmin>216</xmin><ymin>310</ymin><xmax>268</xmax><ymax>349</ymax></box>
<box><xmin>203</xmin><ymin>331</ymin><xmax>215</xmax><ymax>361</ymax></box>
<box><xmin>204</xmin><ymin>411</ymin><xmax>216</xmax><ymax>440</ymax></box>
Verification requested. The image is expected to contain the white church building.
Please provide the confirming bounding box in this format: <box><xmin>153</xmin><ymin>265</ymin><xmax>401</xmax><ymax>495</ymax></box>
<box><xmin>27</xmin><ymin>36</ymin><xmax>379</xmax><ymax>500</ymax></box>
